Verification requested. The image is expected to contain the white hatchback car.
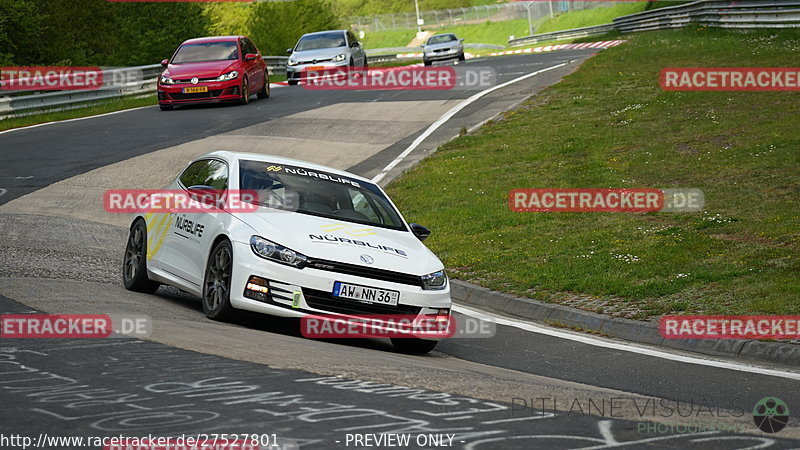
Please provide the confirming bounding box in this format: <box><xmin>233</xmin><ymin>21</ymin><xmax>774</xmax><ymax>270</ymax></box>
<box><xmin>122</xmin><ymin>151</ymin><xmax>451</xmax><ymax>353</ymax></box>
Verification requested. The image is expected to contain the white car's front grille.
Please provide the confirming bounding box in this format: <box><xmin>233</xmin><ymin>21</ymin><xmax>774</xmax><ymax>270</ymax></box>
<box><xmin>307</xmin><ymin>258</ymin><xmax>423</xmax><ymax>288</ymax></box>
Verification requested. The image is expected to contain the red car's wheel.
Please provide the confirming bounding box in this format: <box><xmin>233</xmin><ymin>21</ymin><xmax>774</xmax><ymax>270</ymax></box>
<box><xmin>257</xmin><ymin>71</ymin><xmax>270</xmax><ymax>99</ymax></box>
<box><xmin>240</xmin><ymin>77</ymin><xmax>250</xmax><ymax>105</ymax></box>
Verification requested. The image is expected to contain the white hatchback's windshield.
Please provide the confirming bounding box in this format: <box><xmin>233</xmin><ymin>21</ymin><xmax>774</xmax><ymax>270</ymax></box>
<box><xmin>295</xmin><ymin>32</ymin><xmax>346</xmax><ymax>51</ymax></box>
<box><xmin>239</xmin><ymin>160</ymin><xmax>406</xmax><ymax>231</ymax></box>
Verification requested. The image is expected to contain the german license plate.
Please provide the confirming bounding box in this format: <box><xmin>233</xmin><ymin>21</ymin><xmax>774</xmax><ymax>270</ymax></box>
<box><xmin>333</xmin><ymin>282</ymin><xmax>399</xmax><ymax>306</ymax></box>
<box><xmin>182</xmin><ymin>86</ymin><xmax>208</xmax><ymax>93</ymax></box>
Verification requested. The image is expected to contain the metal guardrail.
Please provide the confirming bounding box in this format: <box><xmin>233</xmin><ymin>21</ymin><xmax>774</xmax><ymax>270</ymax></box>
<box><xmin>509</xmin><ymin>0</ymin><xmax>800</xmax><ymax>47</ymax></box>
<box><xmin>508</xmin><ymin>23</ymin><xmax>616</xmax><ymax>47</ymax></box>
<box><xmin>614</xmin><ymin>0</ymin><xmax>800</xmax><ymax>32</ymax></box>
<box><xmin>0</xmin><ymin>57</ymin><xmax>289</xmax><ymax>118</ymax></box>
<box><xmin>263</xmin><ymin>56</ymin><xmax>288</xmax><ymax>75</ymax></box>
<box><xmin>0</xmin><ymin>44</ymin><xmax>501</xmax><ymax>118</ymax></box>
<box><xmin>0</xmin><ymin>79</ymin><xmax>158</xmax><ymax>118</ymax></box>
<box><xmin>367</xmin><ymin>43</ymin><xmax>504</xmax><ymax>55</ymax></box>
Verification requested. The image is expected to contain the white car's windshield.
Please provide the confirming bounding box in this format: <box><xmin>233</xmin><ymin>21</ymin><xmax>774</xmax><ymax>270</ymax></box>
<box><xmin>295</xmin><ymin>32</ymin><xmax>346</xmax><ymax>51</ymax></box>
<box><xmin>172</xmin><ymin>42</ymin><xmax>238</xmax><ymax>63</ymax></box>
<box><xmin>239</xmin><ymin>160</ymin><xmax>407</xmax><ymax>231</ymax></box>
<box><xmin>427</xmin><ymin>35</ymin><xmax>457</xmax><ymax>45</ymax></box>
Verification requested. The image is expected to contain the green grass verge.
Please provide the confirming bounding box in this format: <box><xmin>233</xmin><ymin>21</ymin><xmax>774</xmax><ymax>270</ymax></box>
<box><xmin>361</xmin><ymin>1</ymin><xmax>691</xmax><ymax>51</ymax></box>
<box><xmin>362</xmin><ymin>29</ymin><xmax>421</xmax><ymax>49</ymax></box>
<box><xmin>0</xmin><ymin>95</ymin><xmax>157</xmax><ymax>133</ymax></box>
<box><xmin>386</xmin><ymin>28</ymin><xmax>800</xmax><ymax>319</ymax></box>
<box><xmin>536</xmin><ymin>2</ymin><xmax>649</xmax><ymax>34</ymax></box>
<box><xmin>362</xmin><ymin>19</ymin><xmax>531</xmax><ymax>49</ymax></box>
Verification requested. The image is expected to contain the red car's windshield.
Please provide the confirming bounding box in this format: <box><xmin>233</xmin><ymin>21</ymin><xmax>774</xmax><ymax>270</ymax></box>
<box><xmin>172</xmin><ymin>42</ymin><xmax>238</xmax><ymax>64</ymax></box>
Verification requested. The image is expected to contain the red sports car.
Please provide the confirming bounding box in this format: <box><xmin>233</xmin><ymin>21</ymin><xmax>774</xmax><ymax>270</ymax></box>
<box><xmin>157</xmin><ymin>36</ymin><xmax>270</xmax><ymax>110</ymax></box>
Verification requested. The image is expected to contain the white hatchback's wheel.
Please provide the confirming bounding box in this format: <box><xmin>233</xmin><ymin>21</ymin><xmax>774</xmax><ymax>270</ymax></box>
<box><xmin>202</xmin><ymin>239</ymin><xmax>236</xmax><ymax>321</ymax></box>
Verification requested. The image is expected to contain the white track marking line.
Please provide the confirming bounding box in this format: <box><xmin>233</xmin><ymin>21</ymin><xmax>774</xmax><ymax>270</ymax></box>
<box><xmin>0</xmin><ymin>83</ymin><xmax>285</xmax><ymax>136</ymax></box>
<box><xmin>0</xmin><ymin>106</ymin><xmax>152</xmax><ymax>135</ymax></box>
<box><xmin>370</xmin><ymin>62</ymin><xmax>569</xmax><ymax>184</ymax></box>
<box><xmin>0</xmin><ymin>188</ymin><xmax>7</xmax><ymax>197</ymax></box>
<box><xmin>452</xmin><ymin>304</ymin><xmax>800</xmax><ymax>381</ymax></box>
<box><xmin>598</xmin><ymin>421</ymin><xmax>619</xmax><ymax>445</ymax></box>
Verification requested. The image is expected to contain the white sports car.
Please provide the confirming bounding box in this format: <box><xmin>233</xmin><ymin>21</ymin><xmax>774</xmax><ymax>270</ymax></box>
<box><xmin>122</xmin><ymin>151</ymin><xmax>451</xmax><ymax>353</ymax></box>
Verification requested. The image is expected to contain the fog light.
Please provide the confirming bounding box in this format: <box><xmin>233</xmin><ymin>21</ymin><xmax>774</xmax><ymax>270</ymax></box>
<box><xmin>244</xmin><ymin>276</ymin><xmax>270</xmax><ymax>302</ymax></box>
<box><xmin>425</xmin><ymin>308</ymin><xmax>450</xmax><ymax>322</ymax></box>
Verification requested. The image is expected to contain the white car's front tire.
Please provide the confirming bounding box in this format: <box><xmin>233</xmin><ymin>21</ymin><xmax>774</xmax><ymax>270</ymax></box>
<box><xmin>203</xmin><ymin>239</ymin><xmax>237</xmax><ymax>321</ymax></box>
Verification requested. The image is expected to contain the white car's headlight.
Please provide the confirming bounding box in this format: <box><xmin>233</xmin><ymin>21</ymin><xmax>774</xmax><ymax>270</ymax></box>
<box><xmin>216</xmin><ymin>71</ymin><xmax>238</xmax><ymax>81</ymax></box>
<box><xmin>421</xmin><ymin>270</ymin><xmax>447</xmax><ymax>290</ymax></box>
<box><xmin>332</xmin><ymin>53</ymin><xmax>347</xmax><ymax>62</ymax></box>
<box><xmin>160</xmin><ymin>75</ymin><xmax>175</xmax><ymax>85</ymax></box>
<box><xmin>250</xmin><ymin>236</ymin><xmax>308</xmax><ymax>268</ymax></box>
<box><xmin>287</xmin><ymin>58</ymin><xmax>298</xmax><ymax>66</ymax></box>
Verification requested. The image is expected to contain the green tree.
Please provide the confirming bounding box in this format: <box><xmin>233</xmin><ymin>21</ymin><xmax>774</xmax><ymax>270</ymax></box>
<box><xmin>0</xmin><ymin>0</ymin><xmax>44</xmax><ymax>65</ymax></box>
<box><xmin>204</xmin><ymin>3</ymin><xmax>252</xmax><ymax>37</ymax></box>
<box><xmin>6</xmin><ymin>0</ymin><xmax>208</xmax><ymax>66</ymax></box>
<box><xmin>249</xmin><ymin>0</ymin><xmax>342</xmax><ymax>55</ymax></box>
<box><xmin>108</xmin><ymin>2</ymin><xmax>210</xmax><ymax>65</ymax></box>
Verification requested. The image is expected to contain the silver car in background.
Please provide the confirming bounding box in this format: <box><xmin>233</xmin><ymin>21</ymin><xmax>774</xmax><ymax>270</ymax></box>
<box><xmin>422</xmin><ymin>33</ymin><xmax>465</xmax><ymax>66</ymax></box>
<box><xmin>286</xmin><ymin>30</ymin><xmax>368</xmax><ymax>85</ymax></box>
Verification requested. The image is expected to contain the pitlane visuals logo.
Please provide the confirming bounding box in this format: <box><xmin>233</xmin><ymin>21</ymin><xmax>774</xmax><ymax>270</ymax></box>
<box><xmin>752</xmin><ymin>397</ymin><xmax>789</xmax><ymax>433</ymax></box>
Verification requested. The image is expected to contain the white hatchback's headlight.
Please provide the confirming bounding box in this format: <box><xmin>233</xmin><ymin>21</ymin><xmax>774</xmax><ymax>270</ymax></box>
<box><xmin>287</xmin><ymin>58</ymin><xmax>298</xmax><ymax>66</ymax></box>
<box><xmin>160</xmin><ymin>75</ymin><xmax>175</xmax><ymax>85</ymax></box>
<box><xmin>332</xmin><ymin>53</ymin><xmax>347</xmax><ymax>62</ymax></box>
<box><xmin>421</xmin><ymin>270</ymin><xmax>447</xmax><ymax>290</ymax></box>
<box><xmin>250</xmin><ymin>236</ymin><xmax>308</xmax><ymax>268</ymax></box>
<box><xmin>216</xmin><ymin>71</ymin><xmax>238</xmax><ymax>81</ymax></box>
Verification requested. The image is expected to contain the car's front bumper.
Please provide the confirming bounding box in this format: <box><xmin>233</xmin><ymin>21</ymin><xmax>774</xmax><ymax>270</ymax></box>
<box><xmin>286</xmin><ymin>61</ymin><xmax>351</xmax><ymax>82</ymax></box>
<box><xmin>229</xmin><ymin>241</ymin><xmax>451</xmax><ymax>321</ymax></box>
<box><xmin>424</xmin><ymin>48</ymin><xmax>461</xmax><ymax>61</ymax></box>
<box><xmin>157</xmin><ymin>78</ymin><xmax>241</xmax><ymax>106</ymax></box>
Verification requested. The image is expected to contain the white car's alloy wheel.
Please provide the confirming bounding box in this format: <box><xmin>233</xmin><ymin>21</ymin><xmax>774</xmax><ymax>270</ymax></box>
<box><xmin>203</xmin><ymin>240</ymin><xmax>236</xmax><ymax>320</ymax></box>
